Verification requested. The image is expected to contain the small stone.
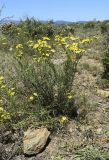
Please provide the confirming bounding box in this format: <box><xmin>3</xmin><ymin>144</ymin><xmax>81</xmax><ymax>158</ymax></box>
<box><xmin>97</xmin><ymin>89</ymin><xmax>109</xmax><ymax>98</ymax></box>
<box><xmin>96</xmin><ymin>128</ymin><xmax>102</xmax><ymax>134</ymax></box>
<box><xmin>23</xmin><ymin>128</ymin><xmax>50</xmax><ymax>155</ymax></box>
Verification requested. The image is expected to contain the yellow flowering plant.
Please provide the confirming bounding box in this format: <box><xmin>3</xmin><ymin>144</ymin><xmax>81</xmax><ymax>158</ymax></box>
<box><xmin>32</xmin><ymin>38</ymin><xmax>55</xmax><ymax>59</ymax></box>
<box><xmin>59</xmin><ymin>116</ymin><xmax>68</xmax><ymax>125</ymax></box>
<box><xmin>0</xmin><ymin>75</ymin><xmax>17</xmax><ymax>123</ymax></box>
<box><xmin>14</xmin><ymin>34</ymin><xmax>94</xmax><ymax>117</ymax></box>
<box><xmin>0</xmin><ymin>106</ymin><xmax>11</xmax><ymax>125</ymax></box>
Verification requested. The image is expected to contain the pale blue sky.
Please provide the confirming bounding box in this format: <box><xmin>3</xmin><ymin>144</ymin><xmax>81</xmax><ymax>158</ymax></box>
<box><xmin>0</xmin><ymin>0</ymin><xmax>109</xmax><ymax>21</ymax></box>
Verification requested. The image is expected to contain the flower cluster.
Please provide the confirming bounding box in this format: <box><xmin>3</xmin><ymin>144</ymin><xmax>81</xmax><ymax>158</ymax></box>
<box><xmin>27</xmin><ymin>37</ymin><xmax>55</xmax><ymax>60</ymax></box>
<box><xmin>0</xmin><ymin>76</ymin><xmax>5</xmax><ymax>92</ymax></box>
<box><xmin>0</xmin><ymin>107</ymin><xmax>11</xmax><ymax>124</ymax></box>
<box><xmin>70</xmin><ymin>36</ymin><xmax>79</xmax><ymax>41</ymax></box>
<box><xmin>8</xmin><ymin>88</ymin><xmax>15</xmax><ymax>97</ymax></box>
<box><xmin>54</xmin><ymin>35</ymin><xmax>86</xmax><ymax>58</ymax></box>
<box><xmin>15</xmin><ymin>35</ymin><xmax>98</xmax><ymax>62</ymax></box>
<box><xmin>0</xmin><ymin>75</ymin><xmax>16</xmax><ymax>107</ymax></box>
<box><xmin>55</xmin><ymin>35</ymin><xmax>68</xmax><ymax>45</ymax></box>
<box><xmin>27</xmin><ymin>40</ymin><xmax>34</xmax><ymax>48</ymax></box>
<box><xmin>81</xmin><ymin>36</ymin><xmax>100</xmax><ymax>45</ymax></box>
<box><xmin>27</xmin><ymin>92</ymin><xmax>38</xmax><ymax>102</ymax></box>
<box><xmin>69</xmin><ymin>42</ymin><xmax>85</xmax><ymax>54</ymax></box>
<box><xmin>16</xmin><ymin>44</ymin><xmax>23</xmax><ymax>50</ymax></box>
<box><xmin>0</xmin><ymin>76</ymin><xmax>13</xmax><ymax>124</ymax></box>
<box><xmin>59</xmin><ymin>116</ymin><xmax>68</xmax><ymax>125</ymax></box>
<box><xmin>15</xmin><ymin>44</ymin><xmax>24</xmax><ymax>58</ymax></box>
<box><xmin>0</xmin><ymin>37</ymin><xmax>7</xmax><ymax>45</ymax></box>
<box><xmin>81</xmin><ymin>38</ymin><xmax>91</xmax><ymax>44</ymax></box>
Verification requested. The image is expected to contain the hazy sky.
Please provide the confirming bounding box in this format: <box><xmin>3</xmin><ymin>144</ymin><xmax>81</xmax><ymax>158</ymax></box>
<box><xmin>0</xmin><ymin>0</ymin><xmax>109</xmax><ymax>21</ymax></box>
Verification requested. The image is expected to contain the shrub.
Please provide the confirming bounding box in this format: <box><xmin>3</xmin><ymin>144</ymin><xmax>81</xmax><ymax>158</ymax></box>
<box><xmin>74</xmin><ymin>146</ymin><xmax>109</xmax><ymax>160</ymax></box>
<box><xmin>13</xmin><ymin>35</ymin><xmax>85</xmax><ymax>118</ymax></box>
<box><xmin>0</xmin><ymin>19</ymin><xmax>96</xmax><ymax>128</ymax></box>
<box><xmin>0</xmin><ymin>74</ymin><xmax>22</xmax><ymax>121</ymax></box>
<box><xmin>102</xmin><ymin>26</ymin><xmax>109</xmax><ymax>79</ymax></box>
<box><xmin>101</xmin><ymin>21</ymin><xmax>109</xmax><ymax>34</ymax></box>
<box><xmin>102</xmin><ymin>45</ymin><xmax>109</xmax><ymax>79</ymax></box>
<box><xmin>83</xmin><ymin>21</ymin><xmax>95</xmax><ymax>29</ymax></box>
<box><xmin>51</xmin><ymin>155</ymin><xmax>65</xmax><ymax>160</ymax></box>
<box><xmin>0</xmin><ymin>106</ymin><xmax>10</xmax><ymax>125</ymax></box>
<box><xmin>0</xmin><ymin>76</ymin><xmax>14</xmax><ymax>125</ymax></box>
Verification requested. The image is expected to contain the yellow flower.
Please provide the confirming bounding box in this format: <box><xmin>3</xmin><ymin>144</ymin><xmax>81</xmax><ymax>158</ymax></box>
<box><xmin>16</xmin><ymin>44</ymin><xmax>23</xmax><ymax>49</ymax></box>
<box><xmin>67</xmin><ymin>95</ymin><xmax>73</xmax><ymax>99</ymax></box>
<box><xmin>0</xmin><ymin>107</ymin><xmax>11</xmax><ymax>123</ymax></box>
<box><xmin>43</xmin><ymin>37</ymin><xmax>50</xmax><ymax>41</ymax></box>
<box><xmin>81</xmin><ymin>38</ymin><xmax>91</xmax><ymax>44</ymax></box>
<box><xmin>93</xmin><ymin>36</ymin><xmax>100</xmax><ymax>40</ymax></box>
<box><xmin>45</xmin><ymin>53</ymin><xmax>49</xmax><ymax>57</ymax></box>
<box><xmin>29</xmin><ymin>43</ymin><xmax>34</xmax><ymax>47</ymax></box>
<box><xmin>67</xmin><ymin>92</ymin><xmax>75</xmax><ymax>100</ymax></box>
<box><xmin>59</xmin><ymin>116</ymin><xmax>68</xmax><ymax>125</ymax></box>
<box><xmin>70</xmin><ymin>36</ymin><xmax>79</xmax><ymax>41</ymax></box>
<box><xmin>27</xmin><ymin>40</ymin><xmax>34</xmax><ymax>47</ymax></box>
<box><xmin>55</xmin><ymin>35</ymin><xmax>67</xmax><ymax>45</ymax></box>
<box><xmin>8</xmin><ymin>88</ymin><xmax>15</xmax><ymax>97</ymax></box>
<box><xmin>16</xmin><ymin>51</ymin><xmax>23</xmax><ymax>58</ymax></box>
<box><xmin>9</xmin><ymin>92</ymin><xmax>15</xmax><ymax>97</ymax></box>
<box><xmin>2</xmin><ymin>37</ymin><xmax>6</xmax><ymax>40</ymax></box>
<box><xmin>0</xmin><ymin>107</ymin><xmax>4</xmax><ymax>112</ymax></box>
<box><xmin>28</xmin><ymin>96</ymin><xmax>34</xmax><ymax>101</ymax></box>
<box><xmin>0</xmin><ymin>76</ymin><xmax>4</xmax><ymax>81</ymax></box>
<box><xmin>0</xmin><ymin>76</ymin><xmax>4</xmax><ymax>85</ymax></box>
<box><xmin>2</xmin><ymin>42</ymin><xmax>7</xmax><ymax>45</ymax></box>
<box><xmin>1</xmin><ymin>85</ymin><xmax>6</xmax><ymax>89</ymax></box>
<box><xmin>11</xmin><ymin>88</ymin><xmax>15</xmax><ymax>90</ymax></box>
<box><xmin>69</xmin><ymin>43</ymin><xmax>78</xmax><ymax>52</ymax></box>
<box><xmin>0</xmin><ymin>99</ymin><xmax>3</xmax><ymax>104</ymax></box>
<box><xmin>51</xmin><ymin>49</ymin><xmax>55</xmax><ymax>53</ymax></box>
<box><xmin>27</xmin><ymin>40</ymin><xmax>33</xmax><ymax>44</ymax></box>
<box><xmin>33</xmin><ymin>92</ymin><xmax>38</xmax><ymax>96</ymax></box>
<box><xmin>75</xmin><ymin>49</ymin><xmax>85</xmax><ymax>54</ymax></box>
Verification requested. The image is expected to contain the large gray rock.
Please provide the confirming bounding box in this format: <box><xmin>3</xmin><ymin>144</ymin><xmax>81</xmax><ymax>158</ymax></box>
<box><xmin>23</xmin><ymin>128</ymin><xmax>50</xmax><ymax>155</ymax></box>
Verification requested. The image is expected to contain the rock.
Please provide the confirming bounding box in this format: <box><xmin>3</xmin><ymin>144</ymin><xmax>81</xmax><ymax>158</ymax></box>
<box><xmin>0</xmin><ymin>143</ymin><xmax>6</xmax><ymax>160</ymax></box>
<box><xmin>12</xmin><ymin>155</ymin><xmax>25</xmax><ymax>160</ymax></box>
<box><xmin>97</xmin><ymin>89</ymin><xmax>109</xmax><ymax>98</ymax></box>
<box><xmin>23</xmin><ymin>128</ymin><xmax>50</xmax><ymax>155</ymax></box>
<box><xmin>96</xmin><ymin>128</ymin><xmax>102</xmax><ymax>134</ymax></box>
<box><xmin>2</xmin><ymin>131</ymin><xmax>12</xmax><ymax>144</ymax></box>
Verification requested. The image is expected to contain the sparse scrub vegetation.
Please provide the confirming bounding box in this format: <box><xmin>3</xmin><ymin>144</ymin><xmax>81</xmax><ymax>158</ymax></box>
<box><xmin>0</xmin><ymin>17</ymin><xmax>109</xmax><ymax>159</ymax></box>
<box><xmin>0</xmin><ymin>19</ymin><xmax>96</xmax><ymax>129</ymax></box>
<box><xmin>74</xmin><ymin>146</ymin><xmax>109</xmax><ymax>160</ymax></box>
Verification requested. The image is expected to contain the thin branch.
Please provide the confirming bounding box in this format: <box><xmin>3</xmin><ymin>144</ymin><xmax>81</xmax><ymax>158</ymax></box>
<box><xmin>0</xmin><ymin>4</ymin><xmax>5</xmax><ymax>17</ymax></box>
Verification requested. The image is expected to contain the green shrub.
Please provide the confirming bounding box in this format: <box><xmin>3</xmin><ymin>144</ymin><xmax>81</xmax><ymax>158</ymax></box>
<box><xmin>97</xmin><ymin>78</ymin><xmax>109</xmax><ymax>89</ymax></box>
<box><xmin>0</xmin><ymin>18</ymin><xmax>96</xmax><ymax>129</ymax></box>
<box><xmin>13</xmin><ymin>35</ymin><xmax>85</xmax><ymax>118</ymax></box>
<box><xmin>83</xmin><ymin>21</ymin><xmax>95</xmax><ymax>29</ymax></box>
<box><xmin>74</xmin><ymin>146</ymin><xmax>109</xmax><ymax>160</ymax></box>
<box><xmin>101</xmin><ymin>21</ymin><xmax>109</xmax><ymax>34</ymax></box>
<box><xmin>51</xmin><ymin>155</ymin><xmax>65</xmax><ymax>160</ymax></box>
<box><xmin>102</xmin><ymin>45</ymin><xmax>109</xmax><ymax>79</ymax></box>
<box><xmin>0</xmin><ymin>106</ymin><xmax>11</xmax><ymax>125</ymax></box>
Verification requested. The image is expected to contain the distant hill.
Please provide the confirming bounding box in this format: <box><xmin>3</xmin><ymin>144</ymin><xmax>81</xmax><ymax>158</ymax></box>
<box><xmin>55</xmin><ymin>20</ymin><xmax>73</xmax><ymax>24</ymax></box>
<box><xmin>0</xmin><ymin>20</ymin><xmax>20</xmax><ymax>24</ymax></box>
<box><xmin>0</xmin><ymin>19</ymin><xmax>88</xmax><ymax>25</ymax></box>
